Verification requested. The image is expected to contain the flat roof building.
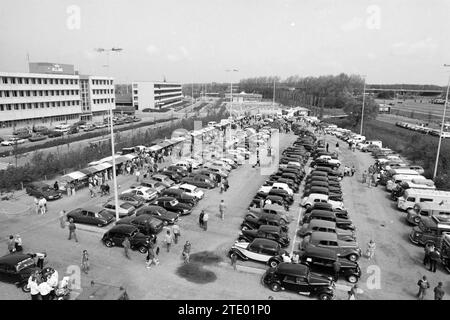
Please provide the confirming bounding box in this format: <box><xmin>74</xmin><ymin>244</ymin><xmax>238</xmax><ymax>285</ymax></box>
<box><xmin>224</xmin><ymin>91</ymin><xmax>263</xmax><ymax>103</ymax></box>
<box><xmin>131</xmin><ymin>81</ymin><xmax>182</xmax><ymax>110</ymax></box>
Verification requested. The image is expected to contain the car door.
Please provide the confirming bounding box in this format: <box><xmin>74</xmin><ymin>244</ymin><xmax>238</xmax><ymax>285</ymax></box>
<box><xmin>245</xmin><ymin>243</ymin><xmax>266</xmax><ymax>262</ymax></box>
<box><xmin>112</xmin><ymin>231</ymin><xmax>126</xmax><ymax>247</ymax></box>
<box><xmin>85</xmin><ymin>211</ymin><xmax>97</xmax><ymax>225</ymax></box>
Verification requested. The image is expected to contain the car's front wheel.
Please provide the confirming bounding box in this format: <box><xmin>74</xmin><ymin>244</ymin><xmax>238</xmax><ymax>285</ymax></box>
<box><xmin>104</xmin><ymin>239</ymin><xmax>114</xmax><ymax>247</ymax></box>
<box><xmin>241</xmin><ymin>225</ymin><xmax>249</xmax><ymax>231</ymax></box>
<box><xmin>269</xmin><ymin>259</ymin><xmax>279</xmax><ymax>268</ymax></box>
<box><xmin>270</xmin><ymin>282</ymin><xmax>281</xmax><ymax>292</ymax></box>
<box><xmin>22</xmin><ymin>283</ymin><xmax>30</xmax><ymax>293</ymax></box>
<box><xmin>348</xmin><ymin>254</ymin><xmax>358</xmax><ymax>262</ymax></box>
<box><xmin>138</xmin><ymin>246</ymin><xmax>148</xmax><ymax>254</ymax></box>
<box><xmin>318</xmin><ymin>293</ymin><xmax>332</xmax><ymax>300</ymax></box>
<box><xmin>347</xmin><ymin>275</ymin><xmax>358</xmax><ymax>284</ymax></box>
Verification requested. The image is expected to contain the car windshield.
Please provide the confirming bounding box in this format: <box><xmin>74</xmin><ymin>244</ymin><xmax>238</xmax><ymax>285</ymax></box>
<box><xmin>17</xmin><ymin>257</ymin><xmax>35</xmax><ymax>272</ymax></box>
<box><xmin>149</xmin><ymin>219</ymin><xmax>160</xmax><ymax>228</ymax></box>
<box><xmin>418</xmin><ymin>221</ymin><xmax>430</xmax><ymax>233</ymax></box>
<box><xmin>121</xmin><ymin>203</ymin><xmax>133</xmax><ymax>210</ymax></box>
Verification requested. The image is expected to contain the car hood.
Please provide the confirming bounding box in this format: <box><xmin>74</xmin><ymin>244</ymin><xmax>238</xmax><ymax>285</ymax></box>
<box><xmin>232</xmin><ymin>241</ymin><xmax>250</xmax><ymax>250</ymax></box>
<box><xmin>308</xmin><ymin>272</ymin><xmax>334</xmax><ymax>286</ymax></box>
<box><xmin>242</xmin><ymin>229</ymin><xmax>258</xmax><ymax>238</ymax></box>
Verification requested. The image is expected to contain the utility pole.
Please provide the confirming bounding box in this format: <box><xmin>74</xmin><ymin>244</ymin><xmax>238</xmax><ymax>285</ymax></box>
<box><xmin>95</xmin><ymin>47</ymin><xmax>123</xmax><ymax>222</ymax></box>
<box><xmin>360</xmin><ymin>75</ymin><xmax>367</xmax><ymax>136</ymax></box>
<box><xmin>433</xmin><ymin>64</ymin><xmax>450</xmax><ymax>180</ymax></box>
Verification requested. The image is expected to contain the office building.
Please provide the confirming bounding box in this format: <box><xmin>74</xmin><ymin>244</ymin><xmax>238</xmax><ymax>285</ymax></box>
<box><xmin>0</xmin><ymin>62</ymin><xmax>114</xmax><ymax>128</ymax></box>
<box><xmin>224</xmin><ymin>91</ymin><xmax>263</xmax><ymax>103</ymax></box>
<box><xmin>131</xmin><ymin>81</ymin><xmax>182</xmax><ymax>110</ymax></box>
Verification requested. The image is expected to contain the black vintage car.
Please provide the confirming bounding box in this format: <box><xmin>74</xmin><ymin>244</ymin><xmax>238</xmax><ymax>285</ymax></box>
<box><xmin>241</xmin><ymin>214</ymin><xmax>289</xmax><ymax>233</ymax></box>
<box><xmin>159</xmin><ymin>170</ymin><xmax>182</xmax><ymax>183</ymax></box>
<box><xmin>151</xmin><ymin>196</ymin><xmax>193</xmax><ymax>215</ymax></box>
<box><xmin>66</xmin><ymin>208</ymin><xmax>115</xmax><ymax>227</ymax></box>
<box><xmin>299</xmin><ymin>245</ymin><xmax>361</xmax><ymax>283</ymax></box>
<box><xmin>116</xmin><ymin>214</ymin><xmax>164</xmax><ymax>236</ymax></box>
<box><xmin>135</xmin><ymin>205</ymin><xmax>179</xmax><ymax>225</ymax></box>
<box><xmin>302</xmin><ymin>210</ymin><xmax>355</xmax><ymax>231</ymax></box>
<box><xmin>25</xmin><ymin>182</ymin><xmax>62</xmax><ymax>200</ymax></box>
<box><xmin>263</xmin><ymin>263</ymin><xmax>335</xmax><ymax>300</ymax></box>
<box><xmin>0</xmin><ymin>253</ymin><xmax>40</xmax><ymax>292</ymax></box>
<box><xmin>238</xmin><ymin>225</ymin><xmax>290</xmax><ymax>248</ymax></box>
<box><xmin>249</xmin><ymin>194</ymin><xmax>285</xmax><ymax>208</ymax></box>
<box><xmin>102</xmin><ymin>225</ymin><xmax>154</xmax><ymax>254</ymax></box>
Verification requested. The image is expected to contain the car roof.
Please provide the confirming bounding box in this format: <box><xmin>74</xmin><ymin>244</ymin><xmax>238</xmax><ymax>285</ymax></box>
<box><xmin>310</xmin><ymin>231</ymin><xmax>338</xmax><ymax>241</ymax></box>
<box><xmin>108</xmin><ymin>224</ymin><xmax>138</xmax><ymax>233</ymax></box>
<box><xmin>304</xmin><ymin>244</ymin><xmax>337</xmax><ymax>260</ymax></box>
<box><xmin>308</xmin><ymin>219</ymin><xmax>336</xmax><ymax>228</ymax></box>
<box><xmin>276</xmin><ymin>262</ymin><xmax>308</xmax><ymax>277</ymax></box>
<box><xmin>251</xmin><ymin>238</ymin><xmax>280</xmax><ymax>247</ymax></box>
<box><xmin>308</xmin><ymin>193</ymin><xmax>328</xmax><ymax>200</ymax></box>
<box><xmin>0</xmin><ymin>253</ymin><xmax>34</xmax><ymax>265</ymax></box>
<box><xmin>156</xmin><ymin>196</ymin><xmax>176</xmax><ymax>201</ymax></box>
<box><xmin>259</xmin><ymin>225</ymin><xmax>282</xmax><ymax>233</ymax></box>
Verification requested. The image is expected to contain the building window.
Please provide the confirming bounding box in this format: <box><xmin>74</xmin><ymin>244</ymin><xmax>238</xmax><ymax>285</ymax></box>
<box><xmin>11</xmin><ymin>78</ymin><xmax>16</xmax><ymax>84</ymax></box>
<box><xmin>24</xmin><ymin>78</ymin><xmax>29</xmax><ymax>84</ymax></box>
<box><xmin>14</xmin><ymin>104</ymin><xmax>19</xmax><ymax>110</ymax></box>
<box><xmin>6</xmin><ymin>105</ymin><xmax>11</xmax><ymax>110</ymax></box>
<box><xmin>12</xmin><ymin>91</ymin><xmax>17</xmax><ymax>97</ymax></box>
<box><xmin>5</xmin><ymin>91</ymin><xmax>9</xmax><ymax>97</ymax></box>
<box><xmin>21</xmin><ymin>104</ymin><xmax>26</xmax><ymax>110</ymax></box>
<box><xmin>2</xmin><ymin>77</ymin><xmax>7</xmax><ymax>84</ymax></box>
<box><xmin>31</xmin><ymin>78</ymin><xmax>35</xmax><ymax>84</ymax></box>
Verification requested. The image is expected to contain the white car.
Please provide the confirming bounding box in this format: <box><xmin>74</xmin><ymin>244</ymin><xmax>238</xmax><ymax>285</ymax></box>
<box><xmin>228</xmin><ymin>239</ymin><xmax>284</xmax><ymax>267</ymax></box>
<box><xmin>209</xmin><ymin>160</ymin><xmax>232</xmax><ymax>171</ymax></box>
<box><xmin>121</xmin><ymin>186</ymin><xmax>158</xmax><ymax>202</ymax></box>
<box><xmin>220</xmin><ymin>158</ymin><xmax>238</xmax><ymax>168</ymax></box>
<box><xmin>175</xmin><ymin>160</ymin><xmax>192</xmax><ymax>171</ymax></box>
<box><xmin>173</xmin><ymin>183</ymin><xmax>204</xmax><ymax>200</ymax></box>
<box><xmin>317</xmin><ymin>155</ymin><xmax>341</xmax><ymax>167</ymax></box>
<box><xmin>258</xmin><ymin>183</ymin><xmax>293</xmax><ymax>197</ymax></box>
<box><xmin>301</xmin><ymin>193</ymin><xmax>344</xmax><ymax>210</ymax></box>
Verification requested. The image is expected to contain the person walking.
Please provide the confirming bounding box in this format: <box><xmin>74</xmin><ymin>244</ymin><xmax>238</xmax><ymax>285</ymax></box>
<box><xmin>219</xmin><ymin>180</ymin><xmax>224</xmax><ymax>193</ymax></box>
<box><xmin>182</xmin><ymin>241</ymin><xmax>191</xmax><ymax>264</ymax></box>
<box><xmin>14</xmin><ymin>234</ymin><xmax>23</xmax><ymax>252</ymax></box>
<box><xmin>35</xmin><ymin>252</ymin><xmax>46</xmax><ymax>269</ymax></box>
<box><xmin>372</xmin><ymin>171</ymin><xmax>378</xmax><ymax>187</ymax></box>
<box><xmin>59</xmin><ymin>210</ymin><xmax>66</xmax><ymax>229</ymax></box>
<box><xmin>219</xmin><ymin>200</ymin><xmax>226</xmax><ymax>220</ymax></box>
<box><xmin>135</xmin><ymin>169</ymin><xmax>141</xmax><ymax>182</ymax></box>
<box><xmin>172</xmin><ymin>224</ymin><xmax>180</xmax><ymax>245</ymax></box>
<box><xmin>417</xmin><ymin>275</ymin><xmax>430</xmax><ymax>300</ymax></box>
<box><xmin>429</xmin><ymin>250</ymin><xmax>440</xmax><ymax>273</ymax></box>
<box><xmin>71</xmin><ymin>183</ymin><xmax>76</xmax><ymax>196</ymax></box>
<box><xmin>164</xmin><ymin>230</ymin><xmax>173</xmax><ymax>252</ymax></box>
<box><xmin>223</xmin><ymin>177</ymin><xmax>229</xmax><ymax>192</ymax></box>
<box><xmin>123</xmin><ymin>237</ymin><xmax>131</xmax><ymax>259</ymax></box>
<box><xmin>34</xmin><ymin>197</ymin><xmax>40</xmax><ymax>214</ymax></box>
<box><xmin>362</xmin><ymin>170</ymin><xmax>367</xmax><ymax>184</ymax></box>
<box><xmin>434</xmin><ymin>282</ymin><xmax>445</xmax><ymax>300</ymax></box>
<box><xmin>199</xmin><ymin>210</ymin><xmax>205</xmax><ymax>229</ymax></box>
<box><xmin>230</xmin><ymin>252</ymin><xmax>238</xmax><ymax>270</ymax></box>
<box><xmin>146</xmin><ymin>246</ymin><xmax>157</xmax><ymax>268</ymax></box>
<box><xmin>333</xmin><ymin>260</ymin><xmax>341</xmax><ymax>282</ymax></box>
<box><xmin>81</xmin><ymin>250</ymin><xmax>89</xmax><ymax>274</ymax></box>
<box><xmin>351</xmin><ymin>165</ymin><xmax>356</xmax><ymax>177</ymax></box>
<box><xmin>7</xmin><ymin>235</ymin><xmax>16</xmax><ymax>253</ymax></box>
<box><xmin>27</xmin><ymin>271</ymin><xmax>40</xmax><ymax>300</ymax></box>
<box><xmin>203</xmin><ymin>211</ymin><xmax>209</xmax><ymax>231</ymax></box>
<box><xmin>38</xmin><ymin>196</ymin><xmax>46</xmax><ymax>214</ymax></box>
<box><xmin>88</xmin><ymin>182</ymin><xmax>95</xmax><ymax>198</ymax></box>
<box><xmin>54</xmin><ymin>181</ymin><xmax>59</xmax><ymax>191</ymax></box>
<box><xmin>366</xmin><ymin>240</ymin><xmax>376</xmax><ymax>260</ymax></box>
<box><xmin>326</xmin><ymin>143</ymin><xmax>329</xmax><ymax>152</ymax></box>
<box><xmin>423</xmin><ymin>243</ymin><xmax>434</xmax><ymax>268</ymax></box>
<box><xmin>68</xmin><ymin>219</ymin><xmax>78</xmax><ymax>242</ymax></box>
<box><xmin>348</xmin><ymin>284</ymin><xmax>358</xmax><ymax>300</ymax></box>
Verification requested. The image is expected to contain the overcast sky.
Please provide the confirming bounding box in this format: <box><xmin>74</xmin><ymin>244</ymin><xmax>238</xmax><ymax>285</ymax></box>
<box><xmin>0</xmin><ymin>0</ymin><xmax>449</xmax><ymax>85</ymax></box>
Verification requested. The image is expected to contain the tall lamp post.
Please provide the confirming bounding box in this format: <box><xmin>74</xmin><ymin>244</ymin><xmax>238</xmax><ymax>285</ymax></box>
<box><xmin>226</xmin><ymin>69</ymin><xmax>239</xmax><ymax>116</ymax></box>
<box><xmin>359</xmin><ymin>75</ymin><xmax>367</xmax><ymax>136</ymax></box>
<box><xmin>95</xmin><ymin>47</ymin><xmax>123</xmax><ymax>222</ymax></box>
<box><xmin>433</xmin><ymin>64</ymin><xmax>450</xmax><ymax>180</ymax></box>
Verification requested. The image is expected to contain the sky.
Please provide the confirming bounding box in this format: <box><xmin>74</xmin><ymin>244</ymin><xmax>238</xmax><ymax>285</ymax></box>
<box><xmin>0</xmin><ymin>0</ymin><xmax>449</xmax><ymax>85</ymax></box>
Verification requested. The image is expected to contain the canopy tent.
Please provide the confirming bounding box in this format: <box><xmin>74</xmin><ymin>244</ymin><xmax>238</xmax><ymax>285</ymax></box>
<box><xmin>149</xmin><ymin>145</ymin><xmax>163</xmax><ymax>152</ymax></box>
<box><xmin>123</xmin><ymin>153</ymin><xmax>137</xmax><ymax>160</ymax></box>
<box><xmin>80</xmin><ymin>167</ymin><xmax>100</xmax><ymax>175</ymax></box>
<box><xmin>171</xmin><ymin>136</ymin><xmax>186</xmax><ymax>143</ymax></box>
<box><xmin>114</xmin><ymin>156</ymin><xmax>129</xmax><ymax>164</ymax></box>
<box><xmin>96</xmin><ymin>162</ymin><xmax>112</xmax><ymax>171</ymax></box>
<box><xmin>158</xmin><ymin>141</ymin><xmax>172</xmax><ymax>149</ymax></box>
<box><xmin>61</xmin><ymin>171</ymin><xmax>87</xmax><ymax>182</ymax></box>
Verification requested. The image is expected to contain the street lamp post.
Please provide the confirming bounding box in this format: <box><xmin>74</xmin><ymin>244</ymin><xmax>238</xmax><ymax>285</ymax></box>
<box><xmin>359</xmin><ymin>75</ymin><xmax>367</xmax><ymax>136</ymax></box>
<box><xmin>95</xmin><ymin>47</ymin><xmax>123</xmax><ymax>222</ymax></box>
<box><xmin>225</xmin><ymin>69</ymin><xmax>238</xmax><ymax>151</ymax></box>
<box><xmin>433</xmin><ymin>64</ymin><xmax>450</xmax><ymax>180</ymax></box>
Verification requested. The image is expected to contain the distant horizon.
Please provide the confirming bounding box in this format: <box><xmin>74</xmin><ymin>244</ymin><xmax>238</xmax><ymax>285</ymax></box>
<box><xmin>1</xmin><ymin>0</ymin><xmax>449</xmax><ymax>86</ymax></box>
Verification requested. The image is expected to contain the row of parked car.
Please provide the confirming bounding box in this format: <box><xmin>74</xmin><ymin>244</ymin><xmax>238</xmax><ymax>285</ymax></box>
<box><xmin>329</xmin><ymin>123</ymin><xmax>450</xmax><ymax>274</ymax></box>
<box><xmin>395</xmin><ymin>121</ymin><xmax>450</xmax><ymax>138</ymax></box>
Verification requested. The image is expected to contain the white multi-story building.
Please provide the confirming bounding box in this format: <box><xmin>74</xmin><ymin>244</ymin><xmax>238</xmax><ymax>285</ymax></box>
<box><xmin>131</xmin><ymin>81</ymin><xmax>182</xmax><ymax>110</ymax></box>
<box><xmin>0</xmin><ymin>63</ymin><xmax>114</xmax><ymax>128</ymax></box>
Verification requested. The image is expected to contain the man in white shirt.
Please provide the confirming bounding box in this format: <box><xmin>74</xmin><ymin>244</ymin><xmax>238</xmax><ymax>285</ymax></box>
<box><xmin>27</xmin><ymin>273</ymin><xmax>40</xmax><ymax>300</ymax></box>
<box><xmin>203</xmin><ymin>212</ymin><xmax>209</xmax><ymax>231</ymax></box>
<box><xmin>47</xmin><ymin>269</ymin><xmax>59</xmax><ymax>299</ymax></box>
<box><xmin>38</xmin><ymin>197</ymin><xmax>47</xmax><ymax>214</ymax></box>
<box><xmin>38</xmin><ymin>281</ymin><xmax>53</xmax><ymax>300</ymax></box>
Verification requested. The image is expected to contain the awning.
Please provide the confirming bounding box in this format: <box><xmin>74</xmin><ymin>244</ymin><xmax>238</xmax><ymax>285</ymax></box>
<box><xmin>149</xmin><ymin>145</ymin><xmax>163</xmax><ymax>151</ymax></box>
<box><xmin>171</xmin><ymin>137</ymin><xmax>186</xmax><ymax>143</ymax></box>
<box><xmin>80</xmin><ymin>167</ymin><xmax>99</xmax><ymax>175</ymax></box>
<box><xmin>159</xmin><ymin>141</ymin><xmax>172</xmax><ymax>149</ymax></box>
<box><xmin>123</xmin><ymin>153</ymin><xmax>137</xmax><ymax>160</ymax></box>
<box><xmin>114</xmin><ymin>156</ymin><xmax>129</xmax><ymax>164</ymax></box>
<box><xmin>96</xmin><ymin>162</ymin><xmax>112</xmax><ymax>171</ymax></box>
<box><xmin>67</xmin><ymin>171</ymin><xmax>87</xmax><ymax>180</ymax></box>
<box><xmin>190</xmin><ymin>130</ymin><xmax>203</xmax><ymax>137</ymax></box>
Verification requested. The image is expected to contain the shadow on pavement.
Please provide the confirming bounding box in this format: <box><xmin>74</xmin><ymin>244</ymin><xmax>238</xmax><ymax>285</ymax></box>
<box><xmin>176</xmin><ymin>251</ymin><xmax>223</xmax><ymax>284</ymax></box>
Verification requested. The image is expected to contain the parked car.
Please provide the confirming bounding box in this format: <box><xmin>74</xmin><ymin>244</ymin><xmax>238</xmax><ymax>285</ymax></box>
<box><xmin>28</xmin><ymin>135</ymin><xmax>47</xmax><ymax>142</ymax></box>
<box><xmin>246</xmin><ymin>205</ymin><xmax>291</xmax><ymax>224</ymax></box>
<box><xmin>299</xmin><ymin>245</ymin><xmax>361</xmax><ymax>283</ymax></box>
<box><xmin>47</xmin><ymin>130</ymin><xmax>64</xmax><ymax>138</ymax></box>
<box><xmin>241</xmin><ymin>214</ymin><xmax>289</xmax><ymax>233</ymax></box>
<box><xmin>181</xmin><ymin>175</ymin><xmax>216</xmax><ymax>189</ymax></box>
<box><xmin>118</xmin><ymin>193</ymin><xmax>145</xmax><ymax>208</ymax></box>
<box><xmin>25</xmin><ymin>182</ymin><xmax>62</xmax><ymax>200</ymax></box>
<box><xmin>151</xmin><ymin>174</ymin><xmax>175</xmax><ymax>188</ymax></box>
<box><xmin>151</xmin><ymin>196</ymin><xmax>192</xmax><ymax>215</ymax></box>
<box><xmin>102</xmin><ymin>200</ymin><xmax>136</xmax><ymax>218</ymax></box>
<box><xmin>159</xmin><ymin>170</ymin><xmax>182</xmax><ymax>183</ymax></box>
<box><xmin>116</xmin><ymin>214</ymin><xmax>163</xmax><ymax>236</ymax></box>
<box><xmin>301</xmin><ymin>193</ymin><xmax>344</xmax><ymax>211</ymax></box>
<box><xmin>301</xmin><ymin>231</ymin><xmax>361</xmax><ymax>262</ymax></box>
<box><xmin>135</xmin><ymin>205</ymin><xmax>178</xmax><ymax>225</ymax></box>
<box><xmin>121</xmin><ymin>186</ymin><xmax>158</xmax><ymax>202</ymax></box>
<box><xmin>262</xmin><ymin>262</ymin><xmax>335</xmax><ymax>300</ymax></box>
<box><xmin>302</xmin><ymin>210</ymin><xmax>354</xmax><ymax>230</ymax></box>
<box><xmin>138</xmin><ymin>179</ymin><xmax>166</xmax><ymax>194</ymax></box>
<box><xmin>172</xmin><ymin>183</ymin><xmax>204</xmax><ymax>200</ymax></box>
<box><xmin>66</xmin><ymin>208</ymin><xmax>115</xmax><ymax>227</ymax></box>
<box><xmin>0</xmin><ymin>253</ymin><xmax>40</xmax><ymax>292</ymax></box>
<box><xmin>297</xmin><ymin>219</ymin><xmax>355</xmax><ymax>241</ymax></box>
<box><xmin>238</xmin><ymin>225</ymin><xmax>290</xmax><ymax>248</ymax></box>
<box><xmin>228</xmin><ymin>238</ymin><xmax>287</xmax><ymax>267</ymax></box>
<box><xmin>102</xmin><ymin>225</ymin><xmax>154</xmax><ymax>254</ymax></box>
<box><xmin>160</xmin><ymin>188</ymin><xmax>197</xmax><ymax>206</ymax></box>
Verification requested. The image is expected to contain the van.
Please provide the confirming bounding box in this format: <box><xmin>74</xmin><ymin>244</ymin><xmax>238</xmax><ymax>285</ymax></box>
<box><xmin>397</xmin><ymin>189</ymin><xmax>450</xmax><ymax>211</ymax></box>
<box><xmin>391</xmin><ymin>179</ymin><xmax>436</xmax><ymax>200</ymax></box>
<box><xmin>406</xmin><ymin>202</ymin><xmax>450</xmax><ymax>225</ymax></box>
<box><xmin>380</xmin><ymin>168</ymin><xmax>419</xmax><ymax>185</ymax></box>
<box><xmin>386</xmin><ymin>174</ymin><xmax>426</xmax><ymax>191</ymax></box>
